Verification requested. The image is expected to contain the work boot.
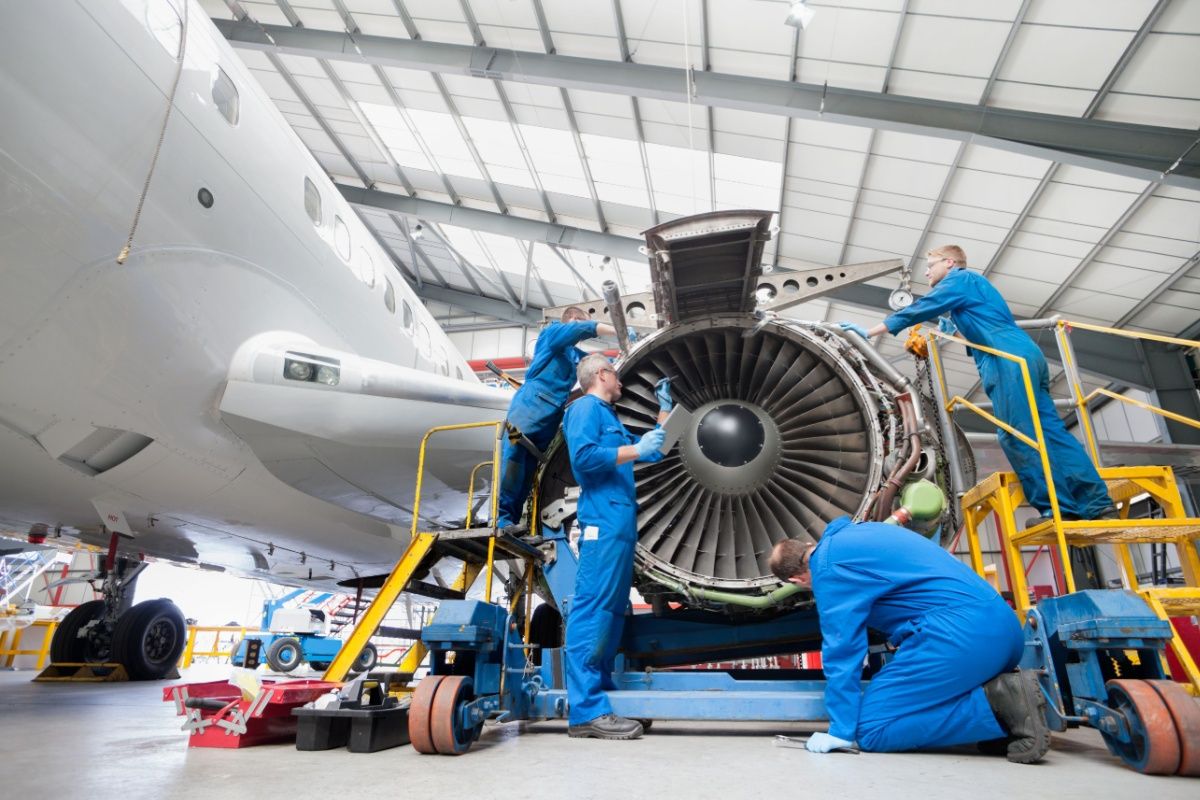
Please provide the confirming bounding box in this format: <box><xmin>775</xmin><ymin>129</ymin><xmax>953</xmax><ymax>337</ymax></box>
<box><xmin>1087</xmin><ymin>504</ymin><xmax>1121</xmax><ymax>521</ymax></box>
<box><xmin>983</xmin><ymin>670</ymin><xmax>1051</xmax><ymax>764</ymax></box>
<box><xmin>567</xmin><ymin>713</ymin><xmax>644</xmax><ymax>740</ymax></box>
<box><xmin>1024</xmin><ymin>510</ymin><xmax>1079</xmax><ymax>529</ymax></box>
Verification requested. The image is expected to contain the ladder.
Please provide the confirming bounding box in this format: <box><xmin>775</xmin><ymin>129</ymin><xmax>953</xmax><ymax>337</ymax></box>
<box><xmin>925</xmin><ymin>319</ymin><xmax>1200</xmax><ymax>697</ymax></box>
<box><xmin>321</xmin><ymin>420</ymin><xmax>544</xmax><ymax>685</ymax></box>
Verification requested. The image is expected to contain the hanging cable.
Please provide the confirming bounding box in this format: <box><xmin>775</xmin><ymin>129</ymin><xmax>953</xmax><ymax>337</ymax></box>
<box><xmin>117</xmin><ymin>0</ymin><xmax>189</xmax><ymax>265</ymax></box>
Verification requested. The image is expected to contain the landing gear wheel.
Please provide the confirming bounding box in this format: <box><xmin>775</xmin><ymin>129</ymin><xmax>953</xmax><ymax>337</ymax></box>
<box><xmin>409</xmin><ymin>675</ymin><xmax>445</xmax><ymax>754</ymax></box>
<box><xmin>308</xmin><ymin>661</ymin><xmax>330</xmax><ymax>672</ymax></box>
<box><xmin>1147</xmin><ymin>679</ymin><xmax>1200</xmax><ymax>776</ymax></box>
<box><xmin>430</xmin><ymin>675</ymin><xmax>481</xmax><ymax>755</ymax></box>
<box><xmin>265</xmin><ymin>637</ymin><xmax>304</xmax><ymax>673</ymax></box>
<box><xmin>350</xmin><ymin>643</ymin><xmax>378</xmax><ymax>674</ymax></box>
<box><xmin>111</xmin><ymin>599</ymin><xmax>186</xmax><ymax>680</ymax></box>
<box><xmin>49</xmin><ymin>600</ymin><xmax>107</xmax><ymax>663</ymax></box>
<box><xmin>1104</xmin><ymin>679</ymin><xmax>1181</xmax><ymax>774</ymax></box>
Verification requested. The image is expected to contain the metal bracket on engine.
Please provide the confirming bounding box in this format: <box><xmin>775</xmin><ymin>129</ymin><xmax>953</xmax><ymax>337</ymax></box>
<box><xmin>539</xmin><ymin>487</ymin><xmax>580</xmax><ymax>529</ymax></box>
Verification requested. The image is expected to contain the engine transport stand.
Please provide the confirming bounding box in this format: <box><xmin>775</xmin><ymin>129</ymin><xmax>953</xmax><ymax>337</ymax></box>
<box><xmin>411</xmin><ymin>525</ymin><xmax>1200</xmax><ymax>773</ymax></box>
<box><xmin>1018</xmin><ymin>590</ymin><xmax>1200</xmax><ymax>776</ymax></box>
<box><xmin>407</xmin><ymin>521</ymin><xmax>841</xmax><ymax>755</ymax></box>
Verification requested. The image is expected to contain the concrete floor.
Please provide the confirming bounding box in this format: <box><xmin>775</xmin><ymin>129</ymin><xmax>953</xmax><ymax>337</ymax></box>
<box><xmin>1</xmin><ymin>666</ymin><xmax>1195</xmax><ymax>799</ymax></box>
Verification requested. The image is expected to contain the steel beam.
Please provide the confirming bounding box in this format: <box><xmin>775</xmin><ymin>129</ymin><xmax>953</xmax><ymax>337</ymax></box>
<box><xmin>414</xmin><ymin>284</ymin><xmax>542</xmax><ymax>325</ymax></box>
<box><xmin>214</xmin><ymin>17</ymin><xmax>1200</xmax><ymax>189</ymax></box>
<box><xmin>338</xmin><ymin>184</ymin><xmax>643</xmax><ymax>260</ymax></box>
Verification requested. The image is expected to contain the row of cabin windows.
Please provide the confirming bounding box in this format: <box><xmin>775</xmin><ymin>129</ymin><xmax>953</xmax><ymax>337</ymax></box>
<box><xmin>198</xmin><ymin>40</ymin><xmax>458</xmax><ymax>381</ymax></box>
<box><xmin>305</xmin><ymin>176</ymin><xmax>450</xmax><ymax>376</ymax></box>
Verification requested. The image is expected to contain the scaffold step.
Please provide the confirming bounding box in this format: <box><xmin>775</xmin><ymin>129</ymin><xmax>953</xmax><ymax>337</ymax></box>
<box><xmin>1142</xmin><ymin>588</ymin><xmax>1200</xmax><ymax>618</ymax></box>
<box><xmin>1010</xmin><ymin>517</ymin><xmax>1200</xmax><ymax>547</ymax></box>
<box><xmin>428</xmin><ymin>528</ymin><xmax>543</xmax><ymax>563</ymax></box>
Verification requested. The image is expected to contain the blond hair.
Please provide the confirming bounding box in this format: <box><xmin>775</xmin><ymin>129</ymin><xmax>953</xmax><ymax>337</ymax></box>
<box><xmin>928</xmin><ymin>245</ymin><xmax>967</xmax><ymax>266</ymax></box>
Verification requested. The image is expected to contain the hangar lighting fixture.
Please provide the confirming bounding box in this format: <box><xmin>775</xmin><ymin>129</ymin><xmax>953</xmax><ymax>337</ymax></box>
<box><xmin>411</xmin><ymin>223</ymin><xmax>424</xmax><ymax>240</ymax></box>
<box><xmin>784</xmin><ymin>0</ymin><xmax>815</xmax><ymax>29</ymax></box>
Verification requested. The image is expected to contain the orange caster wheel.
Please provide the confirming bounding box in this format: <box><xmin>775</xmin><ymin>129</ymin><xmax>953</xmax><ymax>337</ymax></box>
<box><xmin>408</xmin><ymin>675</ymin><xmax>444</xmax><ymax>754</ymax></box>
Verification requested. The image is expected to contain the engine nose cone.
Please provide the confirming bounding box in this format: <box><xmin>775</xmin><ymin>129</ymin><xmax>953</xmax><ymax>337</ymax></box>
<box><xmin>697</xmin><ymin>404</ymin><xmax>764</xmax><ymax>467</ymax></box>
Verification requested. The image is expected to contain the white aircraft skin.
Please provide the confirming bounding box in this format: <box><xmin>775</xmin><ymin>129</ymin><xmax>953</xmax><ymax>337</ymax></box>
<box><xmin>0</xmin><ymin>0</ymin><xmax>514</xmax><ymax>586</ymax></box>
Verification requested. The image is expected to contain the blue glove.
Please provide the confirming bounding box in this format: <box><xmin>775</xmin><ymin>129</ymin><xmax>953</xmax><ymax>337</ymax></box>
<box><xmin>655</xmin><ymin>377</ymin><xmax>673</xmax><ymax>412</ymax></box>
<box><xmin>937</xmin><ymin>315</ymin><xmax>957</xmax><ymax>335</ymax></box>
<box><xmin>634</xmin><ymin>428</ymin><xmax>666</xmax><ymax>462</ymax></box>
<box><xmin>805</xmin><ymin>732</ymin><xmax>857</xmax><ymax>753</ymax></box>
<box><xmin>838</xmin><ymin>321</ymin><xmax>869</xmax><ymax>339</ymax></box>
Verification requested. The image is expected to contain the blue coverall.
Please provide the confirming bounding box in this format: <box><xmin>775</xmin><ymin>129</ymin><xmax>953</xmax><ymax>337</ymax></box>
<box><xmin>884</xmin><ymin>268</ymin><xmax>1111</xmax><ymax>518</ymax></box>
<box><xmin>813</xmin><ymin>516</ymin><xmax>1020</xmax><ymax>751</ymax></box>
<box><xmin>562</xmin><ymin>393</ymin><xmax>639</xmax><ymax>725</ymax></box>
<box><xmin>496</xmin><ymin>320</ymin><xmax>599</xmax><ymax>528</ymax></box>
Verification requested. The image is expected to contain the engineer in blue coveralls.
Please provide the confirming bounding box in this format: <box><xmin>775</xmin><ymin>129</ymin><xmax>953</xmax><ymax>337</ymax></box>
<box><xmin>562</xmin><ymin>352</ymin><xmax>673</xmax><ymax>740</ymax></box>
<box><xmin>495</xmin><ymin>307</ymin><xmax>618</xmax><ymax>531</ymax></box>
<box><xmin>840</xmin><ymin>244</ymin><xmax>1115</xmax><ymax>526</ymax></box>
<box><xmin>770</xmin><ymin>517</ymin><xmax>1052</xmax><ymax>763</ymax></box>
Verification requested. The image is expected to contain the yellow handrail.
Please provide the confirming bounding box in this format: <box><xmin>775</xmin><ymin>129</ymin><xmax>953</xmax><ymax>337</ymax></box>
<box><xmin>1058</xmin><ymin>319</ymin><xmax>1200</xmax><ymax>350</ymax></box>
<box><xmin>324</xmin><ymin>420</ymin><xmax>503</xmax><ymax>683</ymax></box>
<box><xmin>464</xmin><ymin>460</ymin><xmax>493</xmax><ymax>529</ymax></box>
<box><xmin>1085</xmin><ymin>387</ymin><xmax>1200</xmax><ymax>432</ymax></box>
<box><xmin>927</xmin><ymin>331</ymin><xmax>1076</xmax><ymax>591</ymax></box>
<box><xmin>178</xmin><ymin>625</ymin><xmax>248</xmax><ymax>667</ymax></box>
<box><xmin>0</xmin><ymin>620</ymin><xmax>58</xmax><ymax>669</ymax></box>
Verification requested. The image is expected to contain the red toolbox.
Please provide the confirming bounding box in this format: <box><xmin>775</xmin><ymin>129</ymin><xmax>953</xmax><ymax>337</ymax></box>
<box><xmin>163</xmin><ymin>679</ymin><xmax>338</xmax><ymax>748</ymax></box>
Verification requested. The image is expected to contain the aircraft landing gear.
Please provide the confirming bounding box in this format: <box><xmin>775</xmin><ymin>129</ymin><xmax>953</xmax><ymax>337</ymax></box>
<box><xmin>46</xmin><ymin>530</ymin><xmax>186</xmax><ymax>680</ymax></box>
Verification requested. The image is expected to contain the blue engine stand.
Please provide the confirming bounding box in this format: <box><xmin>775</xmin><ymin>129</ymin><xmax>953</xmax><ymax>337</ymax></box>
<box><xmin>414</xmin><ymin>527</ymin><xmax>1186</xmax><ymax>769</ymax></box>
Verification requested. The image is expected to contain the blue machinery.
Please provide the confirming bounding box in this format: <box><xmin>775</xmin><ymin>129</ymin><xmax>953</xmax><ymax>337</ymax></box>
<box><xmin>405</xmin><ymin>521</ymin><xmax>1198</xmax><ymax>773</ymax></box>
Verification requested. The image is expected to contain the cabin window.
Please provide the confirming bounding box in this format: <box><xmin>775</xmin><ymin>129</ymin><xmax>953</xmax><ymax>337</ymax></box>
<box><xmin>357</xmin><ymin>247</ymin><xmax>376</xmax><ymax>288</ymax></box>
<box><xmin>383</xmin><ymin>278</ymin><xmax>396</xmax><ymax>314</ymax></box>
<box><xmin>212</xmin><ymin>66</ymin><xmax>239</xmax><ymax>125</ymax></box>
<box><xmin>304</xmin><ymin>178</ymin><xmax>321</xmax><ymax>226</ymax></box>
<box><xmin>334</xmin><ymin>216</ymin><xmax>351</xmax><ymax>260</ymax></box>
<box><xmin>416</xmin><ymin>324</ymin><xmax>431</xmax><ymax>358</ymax></box>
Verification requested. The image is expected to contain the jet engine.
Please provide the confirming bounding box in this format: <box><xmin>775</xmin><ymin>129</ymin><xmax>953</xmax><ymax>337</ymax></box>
<box><xmin>535</xmin><ymin>211</ymin><xmax>973</xmax><ymax>612</ymax></box>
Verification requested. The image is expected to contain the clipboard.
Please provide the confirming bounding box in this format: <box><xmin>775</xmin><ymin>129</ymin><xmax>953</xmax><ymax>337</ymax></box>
<box><xmin>659</xmin><ymin>405</ymin><xmax>693</xmax><ymax>455</ymax></box>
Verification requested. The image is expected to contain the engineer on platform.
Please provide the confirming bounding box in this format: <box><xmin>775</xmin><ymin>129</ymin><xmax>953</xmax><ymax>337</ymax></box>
<box><xmin>838</xmin><ymin>244</ymin><xmax>1116</xmax><ymax>527</ymax></box>
<box><xmin>495</xmin><ymin>307</ymin><xmax>618</xmax><ymax>531</ymax></box>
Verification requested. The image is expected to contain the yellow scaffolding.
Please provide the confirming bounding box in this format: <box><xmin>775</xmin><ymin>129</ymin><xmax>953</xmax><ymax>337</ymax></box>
<box><xmin>323</xmin><ymin>420</ymin><xmax>542</xmax><ymax>686</ymax></box>
<box><xmin>177</xmin><ymin>625</ymin><xmax>247</xmax><ymax>668</ymax></box>
<box><xmin>0</xmin><ymin>620</ymin><xmax>59</xmax><ymax>669</ymax></box>
<box><xmin>928</xmin><ymin>319</ymin><xmax>1200</xmax><ymax>695</ymax></box>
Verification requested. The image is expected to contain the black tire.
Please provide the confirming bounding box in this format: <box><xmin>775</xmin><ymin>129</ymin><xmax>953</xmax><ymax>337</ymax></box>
<box><xmin>308</xmin><ymin>661</ymin><xmax>330</xmax><ymax>672</ymax></box>
<box><xmin>265</xmin><ymin>636</ymin><xmax>304</xmax><ymax>673</ymax></box>
<box><xmin>350</xmin><ymin>643</ymin><xmax>378</xmax><ymax>674</ymax></box>
<box><xmin>49</xmin><ymin>600</ymin><xmax>106</xmax><ymax>663</ymax></box>
<box><xmin>111</xmin><ymin>598</ymin><xmax>187</xmax><ymax>680</ymax></box>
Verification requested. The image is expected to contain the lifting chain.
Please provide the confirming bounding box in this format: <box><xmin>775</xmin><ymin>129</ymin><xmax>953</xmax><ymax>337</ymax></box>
<box><xmin>914</xmin><ymin>354</ymin><xmax>961</xmax><ymax>539</ymax></box>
